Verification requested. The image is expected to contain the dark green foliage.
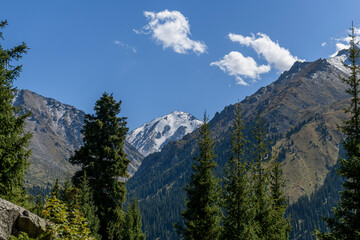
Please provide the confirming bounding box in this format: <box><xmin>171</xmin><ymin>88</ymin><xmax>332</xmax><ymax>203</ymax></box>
<box><xmin>252</xmin><ymin>116</ymin><xmax>272</xmax><ymax>239</ymax></box>
<box><xmin>268</xmin><ymin>157</ymin><xmax>291</xmax><ymax>239</ymax></box>
<box><xmin>123</xmin><ymin>198</ymin><xmax>146</xmax><ymax>240</ymax></box>
<box><xmin>176</xmin><ymin>113</ymin><xmax>222</xmax><ymax>240</ymax></box>
<box><xmin>78</xmin><ymin>173</ymin><xmax>101</xmax><ymax>240</ymax></box>
<box><xmin>316</xmin><ymin>23</ymin><xmax>360</xmax><ymax>240</ymax></box>
<box><xmin>0</xmin><ymin>20</ymin><xmax>32</xmax><ymax>202</ymax></box>
<box><xmin>70</xmin><ymin>93</ymin><xmax>130</xmax><ymax>240</ymax></box>
<box><xmin>222</xmin><ymin>104</ymin><xmax>257</xmax><ymax>240</ymax></box>
<box><xmin>250</xmin><ymin>116</ymin><xmax>291</xmax><ymax>240</ymax></box>
<box><xmin>51</xmin><ymin>179</ymin><xmax>61</xmax><ymax>198</ymax></box>
<box><xmin>27</xmin><ymin>184</ymin><xmax>52</xmax><ymax>200</ymax></box>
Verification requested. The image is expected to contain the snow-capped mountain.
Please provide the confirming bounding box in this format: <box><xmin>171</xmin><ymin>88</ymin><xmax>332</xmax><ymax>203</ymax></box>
<box><xmin>126</xmin><ymin>111</ymin><xmax>203</xmax><ymax>157</ymax></box>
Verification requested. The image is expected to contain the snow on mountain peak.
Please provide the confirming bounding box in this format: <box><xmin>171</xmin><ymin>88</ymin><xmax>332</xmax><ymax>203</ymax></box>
<box><xmin>126</xmin><ymin>111</ymin><xmax>203</xmax><ymax>157</ymax></box>
<box><xmin>327</xmin><ymin>52</ymin><xmax>350</xmax><ymax>75</ymax></box>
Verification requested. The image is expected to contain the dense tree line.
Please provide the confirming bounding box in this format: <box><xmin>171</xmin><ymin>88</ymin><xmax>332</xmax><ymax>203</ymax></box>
<box><xmin>177</xmin><ymin>106</ymin><xmax>290</xmax><ymax>239</ymax></box>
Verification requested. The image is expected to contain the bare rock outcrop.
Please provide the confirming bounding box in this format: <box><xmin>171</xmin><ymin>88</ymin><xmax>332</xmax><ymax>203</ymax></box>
<box><xmin>0</xmin><ymin>198</ymin><xmax>46</xmax><ymax>240</ymax></box>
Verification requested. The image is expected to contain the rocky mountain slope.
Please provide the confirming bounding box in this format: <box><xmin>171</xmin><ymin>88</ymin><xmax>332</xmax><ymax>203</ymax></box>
<box><xmin>127</xmin><ymin>52</ymin><xmax>351</xmax><ymax>239</ymax></box>
<box><xmin>13</xmin><ymin>90</ymin><xmax>144</xmax><ymax>186</ymax></box>
<box><xmin>126</xmin><ymin>111</ymin><xmax>202</xmax><ymax>157</ymax></box>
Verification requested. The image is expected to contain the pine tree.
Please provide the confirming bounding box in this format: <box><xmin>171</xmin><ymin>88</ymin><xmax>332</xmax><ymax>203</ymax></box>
<box><xmin>0</xmin><ymin>20</ymin><xmax>31</xmax><ymax>202</ymax></box>
<box><xmin>176</xmin><ymin>113</ymin><xmax>222</xmax><ymax>240</ymax></box>
<box><xmin>221</xmin><ymin>103</ymin><xmax>257</xmax><ymax>240</ymax></box>
<box><xmin>268</xmin><ymin>156</ymin><xmax>291</xmax><ymax>240</ymax></box>
<box><xmin>252</xmin><ymin>115</ymin><xmax>272</xmax><ymax>239</ymax></box>
<box><xmin>316</xmin><ymin>23</ymin><xmax>360</xmax><ymax>240</ymax></box>
<box><xmin>78</xmin><ymin>173</ymin><xmax>101</xmax><ymax>240</ymax></box>
<box><xmin>51</xmin><ymin>179</ymin><xmax>61</xmax><ymax>199</ymax></box>
<box><xmin>70</xmin><ymin>93</ymin><xmax>130</xmax><ymax>240</ymax></box>
<box><xmin>123</xmin><ymin>198</ymin><xmax>146</xmax><ymax>240</ymax></box>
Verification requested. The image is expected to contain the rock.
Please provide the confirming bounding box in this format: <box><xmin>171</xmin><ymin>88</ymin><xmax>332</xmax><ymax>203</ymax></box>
<box><xmin>0</xmin><ymin>198</ymin><xmax>47</xmax><ymax>239</ymax></box>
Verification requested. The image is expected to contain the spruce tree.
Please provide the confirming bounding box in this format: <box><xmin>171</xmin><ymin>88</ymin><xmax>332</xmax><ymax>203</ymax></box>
<box><xmin>316</xmin><ymin>23</ymin><xmax>360</xmax><ymax>240</ymax></box>
<box><xmin>0</xmin><ymin>20</ymin><xmax>31</xmax><ymax>201</ymax></box>
<box><xmin>268</xmin><ymin>156</ymin><xmax>291</xmax><ymax>240</ymax></box>
<box><xmin>221</xmin><ymin>104</ymin><xmax>257</xmax><ymax>240</ymax></box>
<box><xmin>70</xmin><ymin>93</ymin><xmax>130</xmax><ymax>240</ymax></box>
<box><xmin>177</xmin><ymin>113</ymin><xmax>222</xmax><ymax>240</ymax></box>
<box><xmin>123</xmin><ymin>198</ymin><xmax>146</xmax><ymax>240</ymax></box>
<box><xmin>78</xmin><ymin>172</ymin><xmax>101</xmax><ymax>240</ymax></box>
<box><xmin>251</xmin><ymin>115</ymin><xmax>272</xmax><ymax>239</ymax></box>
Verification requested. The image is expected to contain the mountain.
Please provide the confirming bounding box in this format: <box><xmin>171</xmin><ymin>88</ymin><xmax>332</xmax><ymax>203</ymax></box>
<box><xmin>126</xmin><ymin>111</ymin><xmax>202</xmax><ymax>157</ymax></box>
<box><xmin>13</xmin><ymin>89</ymin><xmax>144</xmax><ymax>187</ymax></box>
<box><xmin>127</xmin><ymin>53</ymin><xmax>351</xmax><ymax>239</ymax></box>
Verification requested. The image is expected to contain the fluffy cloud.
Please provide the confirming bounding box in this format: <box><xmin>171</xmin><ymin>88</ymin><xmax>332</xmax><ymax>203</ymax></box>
<box><xmin>229</xmin><ymin>33</ymin><xmax>303</xmax><ymax>72</ymax></box>
<box><xmin>331</xmin><ymin>27</ymin><xmax>360</xmax><ymax>56</ymax></box>
<box><xmin>136</xmin><ymin>10</ymin><xmax>206</xmax><ymax>55</ymax></box>
<box><xmin>210</xmin><ymin>51</ymin><xmax>270</xmax><ymax>86</ymax></box>
<box><xmin>321</xmin><ymin>42</ymin><xmax>327</xmax><ymax>47</ymax></box>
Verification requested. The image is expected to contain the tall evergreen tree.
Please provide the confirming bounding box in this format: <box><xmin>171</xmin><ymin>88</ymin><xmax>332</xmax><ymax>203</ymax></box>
<box><xmin>221</xmin><ymin>103</ymin><xmax>257</xmax><ymax>240</ymax></box>
<box><xmin>316</xmin><ymin>23</ymin><xmax>360</xmax><ymax>240</ymax></box>
<box><xmin>70</xmin><ymin>93</ymin><xmax>130</xmax><ymax>240</ymax></box>
<box><xmin>78</xmin><ymin>172</ymin><xmax>101</xmax><ymax>240</ymax></box>
<box><xmin>268</xmin><ymin>156</ymin><xmax>291</xmax><ymax>240</ymax></box>
<box><xmin>251</xmin><ymin>115</ymin><xmax>272</xmax><ymax>239</ymax></box>
<box><xmin>176</xmin><ymin>113</ymin><xmax>222</xmax><ymax>240</ymax></box>
<box><xmin>123</xmin><ymin>198</ymin><xmax>146</xmax><ymax>240</ymax></box>
<box><xmin>0</xmin><ymin>20</ymin><xmax>31</xmax><ymax>202</ymax></box>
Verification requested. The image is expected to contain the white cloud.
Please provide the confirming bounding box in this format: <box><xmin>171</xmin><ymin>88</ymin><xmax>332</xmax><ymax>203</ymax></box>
<box><xmin>114</xmin><ymin>40</ymin><xmax>137</xmax><ymax>53</ymax></box>
<box><xmin>228</xmin><ymin>32</ymin><xmax>303</xmax><ymax>72</ymax></box>
<box><xmin>331</xmin><ymin>27</ymin><xmax>360</xmax><ymax>56</ymax></box>
<box><xmin>321</xmin><ymin>42</ymin><xmax>327</xmax><ymax>47</ymax></box>
<box><xmin>354</xmin><ymin>27</ymin><xmax>360</xmax><ymax>36</ymax></box>
<box><xmin>335</xmin><ymin>42</ymin><xmax>349</xmax><ymax>52</ymax></box>
<box><xmin>136</xmin><ymin>10</ymin><xmax>206</xmax><ymax>55</ymax></box>
<box><xmin>210</xmin><ymin>51</ymin><xmax>271</xmax><ymax>86</ymax></box>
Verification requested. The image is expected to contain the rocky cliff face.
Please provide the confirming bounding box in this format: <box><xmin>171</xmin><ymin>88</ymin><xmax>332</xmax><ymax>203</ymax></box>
<box><xmin>14</xmin><ymin>90</ymin><xmax>144</xmax><ymax>186</ymax></box>
<box><xmin>14</xmin><ymin>89</ymin><xmax>84</xmax><ymax>187</ymax></box>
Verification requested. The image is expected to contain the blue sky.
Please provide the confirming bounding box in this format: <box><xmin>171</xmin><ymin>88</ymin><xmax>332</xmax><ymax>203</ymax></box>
<box><xmin>1</xmin><ymin>0</ymin><xmax>360</xmax><ymax>130</ymax></box>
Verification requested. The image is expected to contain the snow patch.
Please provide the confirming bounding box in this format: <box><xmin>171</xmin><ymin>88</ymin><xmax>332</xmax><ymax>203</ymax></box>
<box><xmin>327</xmin><ymin>54</ymin><xmax>351</xmax><ymax>75</ymax></box>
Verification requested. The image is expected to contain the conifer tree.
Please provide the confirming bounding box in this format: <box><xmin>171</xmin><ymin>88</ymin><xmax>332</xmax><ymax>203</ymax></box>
<box><xmin>221</xmin><ymin>104</ymin><xmax>257</xmax><ymax>240</ymax></box>
<box><xmin>78</xmin><ymin>172</ymin><xmax>101</xmax><ymax>240</ymax></box>
<box><xmin>316</xmin><ymin>23</ymin><xmax>360</xmax><ymax>240</ymax></box>
<box><xmin>51</xmin><ymin>179</ymin><xmax>61</xmax><ymax>199</ymax></box>
<box><xmin>252</xmin><ymin>116</ymin><xmax>272</xmax><ymax>239</ymax></box>
<box><xmin>176</xmin><ymin>113</ymin><xmax>222</xmax><ymax>240</ymax></box>
<box><xmin>123</xmin><ymin>198</ymin><xmax>146</xmax><ymax>240</ymax></box>
<box><xmin>0</xmin><ymin>20</ymin><xmax>31</xmax><ymax>202</ymax></box>
<box><xmin>70</xmin><ymin>93</ymin><xmax>130</xmax><ymax>240</ymax></box>
<box><xmin>268</xmin><ymin>156</ymin><xmax>291</xmax><ymax>240</ymax></box>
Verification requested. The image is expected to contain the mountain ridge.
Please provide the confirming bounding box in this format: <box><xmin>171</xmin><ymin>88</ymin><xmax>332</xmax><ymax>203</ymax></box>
<box><xmin>14</xmin><ymin>89</ymin><xmax>145</xmax><ymax>185</ymax></box>
<box><xmin>127</xmin><ymin>54</ymin><xmax>350</xmax><ymax>239</ymax></box>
